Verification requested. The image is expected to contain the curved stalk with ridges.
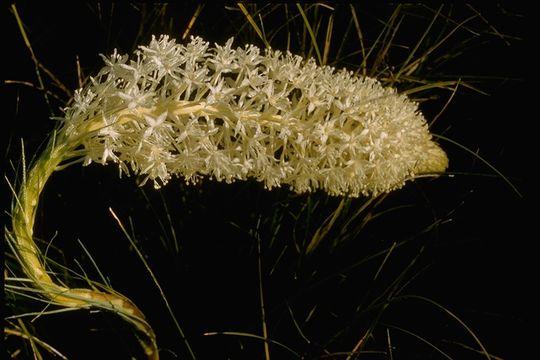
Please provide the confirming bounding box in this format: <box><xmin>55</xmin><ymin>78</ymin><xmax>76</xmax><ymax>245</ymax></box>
<box><xmin>10</xmin><ymin>127</ymin><xmax>158</xmax><ymax>359</ymax></box>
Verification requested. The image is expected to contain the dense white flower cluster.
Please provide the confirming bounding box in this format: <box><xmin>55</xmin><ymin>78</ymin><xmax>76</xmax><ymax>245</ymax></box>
<box><xmin>63</xmin><ymin>35</ymin><xmax>448</xmax><ymax>197</ymax></box>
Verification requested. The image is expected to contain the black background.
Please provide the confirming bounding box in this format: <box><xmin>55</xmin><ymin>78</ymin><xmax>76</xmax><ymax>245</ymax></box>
<box><xmin>3</xmin><ymin>3</ymin><xmax>532</xmax><ymax>359</ymax></box>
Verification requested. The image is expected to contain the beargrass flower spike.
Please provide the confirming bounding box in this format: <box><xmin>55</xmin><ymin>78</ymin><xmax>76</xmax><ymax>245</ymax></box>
<box><xmin>9</xmin><ymin>34</ymin><xmax>448</xmax><ymax>360</ymax></box>
<box><xmin>69</xmin><ymin>35</ymin><xmax>448</xmax><ymax>195</ymax></box>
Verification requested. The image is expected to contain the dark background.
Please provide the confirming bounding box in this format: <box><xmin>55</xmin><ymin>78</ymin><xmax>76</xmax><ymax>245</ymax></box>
<box><xmin>3</xmin><ymin>3</ymin><xmax>532</xmax><ymax>359</ymax></box>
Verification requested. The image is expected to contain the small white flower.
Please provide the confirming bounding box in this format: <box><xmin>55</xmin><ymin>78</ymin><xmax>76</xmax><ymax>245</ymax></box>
<box><xmin>118</xmin><ymin>87</ymin><xmax>154</xmax><ymax>109</ymax></box>
<box><xmin>143</xmin><ymin>111</ymin><xmax>168</xmax><ymax>139</ymax></box>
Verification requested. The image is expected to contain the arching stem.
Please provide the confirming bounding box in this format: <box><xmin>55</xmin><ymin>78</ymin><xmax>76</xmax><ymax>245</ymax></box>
<box><xmin>10</xmin><ymin>131</ymin><xmax>159</xmax><ymax>360</ymax></box>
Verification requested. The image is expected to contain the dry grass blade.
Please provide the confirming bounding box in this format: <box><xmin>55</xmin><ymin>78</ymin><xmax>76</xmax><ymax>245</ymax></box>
<box><xmin>109</xmin><ymin>207</ymin><xmax>196</xmax><ymax>360</ymax></box>
<box><xmin>386</xmin><ymin>328</ymin><xmax>394</xmax><ymax>360</ymax></box>
<box><xmin>182</xmin><ymin>4</ymin><xmax>204</xmax><ymax>40</ymax></box>
<box><xmin>5</xmin><ymin>320</ymin><xmax>68</xmax><ymax>360</ymax></box>
<box><xmin>443</xmin><ymin>339</ymin><xmax>505</xmax><ymax>360</ymax></box>
<box><xmin>4</xmin><ymin>80</ymin><xmax>66</xmax><ymax>103</ymax></box>
<box><xmin>287</xmin><ymin>303</ymin><xmax>312</xmax><ymax>345</ymax></box>
<box><xmin>367</xmin><ymin>5</ymin><xmax>403</xmax><ymax>79</ymax></box>
<box><xmin>435</xmin><ymin>134</ymin><xmax>522</xmax><ymax>197</ymax></box>
<box><xmin>203</xmin><ymin>331</ymin><xmax>300</xmax><ymax>358</ymax></box>
<box><xmin>466</xmin><ymin>5</ymin><xmax>511</xmax><ymax>45</ymax></box>
<box><xmin>10</xmin><ymin>4</ymin><xmax>52</xmax><ymax>113</ymax></box>
<box><xmin>256</xmin><ymin>229</ymin><xmax>271</xmax><ymax>360</ymax></box>
<box><xmin>296</xmin><ymin>4</ymin><xmax>323</xmax><ymax>64</ymax></box>
<box><xmin>397</xmin><ymin>295</ymin><xmax>493</xmax><ymax>360</ymax></box>
<box><xmin>372</xmin><ymin>242</ymin><xmax>397</xmax><ymax>281</ymax></box>
<box><xmin>349</xmin><ymin>5</ymin><xmax>367</xmax><ymax>76</ymax></box>
<box><xmin>397</xmin><ymin>12</ymin><xmax>479</xmax><ymax>81</ymax></box>
<box><xmin>393</xmin><ymin>5</ymin><xmax>443</xmax><ymax>82</ymax></box>
<box><xmin>345</xmin><ymin>303</ymin><xmax>390</xmax><ymax>360</ymax></box>
<box><xmin>322</xmin><ymin>12</ymin><xmax>334</xmax><ymax>65</ymax></box>
<box><xmin>238</xmin><ymin>3</ymin><xmax>270</xmax><ymax>48</ymax></box>
<box><xmin>76</xmin><ymin>239</ymin><xmax>111</xmax><ymax>288</ymax></box>
<box><xmin>385</xmin><ymin>323</ymin><xmax>453</xmax><ymax>359</ymax></box>
<box><xmin>430</xmin><ymin>80</ymin><xmax>460</xmax><ymax>126</ymax></box>
<box><xmin>306</xmin><ymin>198</ymin><xmax>346</xmax><ymax>254</ymax></box>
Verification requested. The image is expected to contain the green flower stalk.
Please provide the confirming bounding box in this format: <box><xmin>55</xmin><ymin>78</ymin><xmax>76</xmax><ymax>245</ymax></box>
<box><xmin>9</xmin><ymin>35</ymin><xmax>448</xmax><ymax>359</ymax></box>
<box><xmin>10</xmin><ymin>105</ymin><xmax>158</xmax><ymax>359</ymax></box>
